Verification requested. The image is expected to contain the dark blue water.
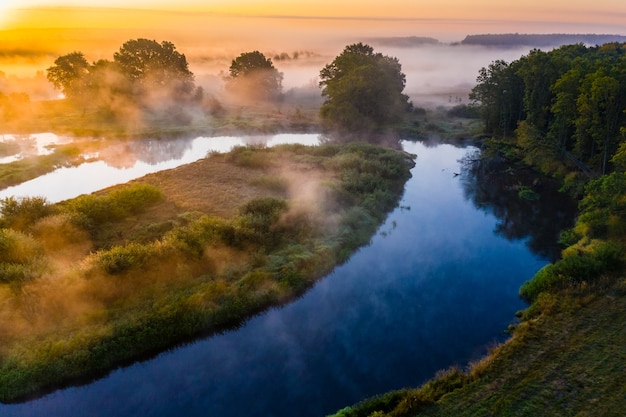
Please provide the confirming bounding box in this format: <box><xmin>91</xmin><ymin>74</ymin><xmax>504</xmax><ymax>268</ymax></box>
<box><xmin>0</xmin><ymin>142</ymin><xmax>567</xmax><ymax>417</ymax></box>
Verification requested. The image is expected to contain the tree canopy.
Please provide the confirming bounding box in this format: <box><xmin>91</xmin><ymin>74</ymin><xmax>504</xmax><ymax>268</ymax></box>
<box><xmin>113</xmin><ymin>39</ymin><xmax>194</xmax><ymax>95</ymax></box>
<box><xmin>46</xmin><ymin>39</ymin><xmax>199</xmax><ymax>119</ymax></box>
<box><xmin>471</xmin><ymin>42</ymin><xmax>626</xmax><ymax>177</ymax></box>
<box><xmin>46</xmin><ymin>52</ymin><xmax>90</xmax><ymax>98</ymax></box>
<box><xmin>318</xmin><ymin>43</ymin><xmax>410</xmax><ymax>131</ymax></box>
<box><xmin>227</xmin><ymin>51</ymin><xmax>283</xmax><ymax>100</ymax></box>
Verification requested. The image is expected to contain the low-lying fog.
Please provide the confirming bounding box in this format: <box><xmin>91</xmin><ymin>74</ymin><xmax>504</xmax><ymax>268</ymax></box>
<box><xmin>1</xmin><ymin>27</ymin><xmax>541</xmax><ymax>108</ymax></box>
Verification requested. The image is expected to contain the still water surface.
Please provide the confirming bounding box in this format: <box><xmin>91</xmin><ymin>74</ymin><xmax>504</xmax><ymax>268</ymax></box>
<box><xmin>0</xmin><ymin>133</ymin><xmax>320</xmax><ymax>203</ymax></box>
<box><xmin>0</xmin><ymin>140</ymin><xmax>573</xmax><ymax>416</ymax></box>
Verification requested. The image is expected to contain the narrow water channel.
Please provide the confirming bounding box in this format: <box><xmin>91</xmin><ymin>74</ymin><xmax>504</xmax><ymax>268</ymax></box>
<box><xmin>0</xmin><ymin>140</ymin><xmax>575</xmax><ymax>417</ymax></box>
<box><xmin>0</xmin><ymin>133</ymin><xmax>321</xmax><ymax>203</ymax></box>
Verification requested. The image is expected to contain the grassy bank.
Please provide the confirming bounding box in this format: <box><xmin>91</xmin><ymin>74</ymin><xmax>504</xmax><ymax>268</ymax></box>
<box><xmin>0</xmin><ymin>142</ymin><xmax>414</xmax><ymax>402</ymax></box>
<box><xmin>329</xmin><ymin>172</ymin><xmax>626</xmax><ymax>417</ymax></box>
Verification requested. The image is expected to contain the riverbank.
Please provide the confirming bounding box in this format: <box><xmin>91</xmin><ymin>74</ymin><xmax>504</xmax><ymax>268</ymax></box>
<box><xmin>331</xmin><ymin>274</ymin><xmax>626</xmax><ymax>416</ymax></box>
<box><xmin>329</xmin><ymin>157</ymin><xmax>626</xmax><ymax>417</ymax></box>
<box><xmin>0</xmin><ymin>142</ymin><xmax>414</xmax><ymax>402</ymax></box>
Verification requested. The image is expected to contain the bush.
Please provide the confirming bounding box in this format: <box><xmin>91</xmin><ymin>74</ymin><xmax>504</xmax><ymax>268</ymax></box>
<box><xmin>518</xmin><ymin>186</ymin><xmax>540</xmax><ymax>201</ymax></box>
<box><xmin>164</xmin><ymin>216</ymin><xmax>229</xmax><ymax>257</ymax></box>
<box><xmin>107</xmin><ymin>183</ymin><xmax>163</xmax><ymax>214</ymax></box>
<box><xmin>0</xmin><ymin>196</ymin><xmax>52</xmax><ymax>229</ymax></box>
<box><xmin>227</xmin><ymin>146</ymin><xmax>273</xmax><ymax>169</ymax></box>
<box><xmin>520</xmin><ymin>241</ymin><xmax>624</xmax><ymax>301</ymax></box>
<box><xmin>63</xmin><ymin>183</ymin><xmax>162</xmax><ymax>226</ymax></box>
<box><xmin>0</xmin><ymin>228</ymin><xmax>42</xmax><ymax>264</ymax></box>
<box><xmin>95</xmin><ymin>242</ymin><xmax>159</xmax><ymax>275</ymax></box>
<box><xmin>0</xmin><ymin>228</ymin><xmax>44</xmax><ymax>283</ymax></box>
<box><xmin>447</xmin><ymin>104</ymin><xmax>480</xmax><ymax>118</ymax></box>
<box><xmin>237</xmin><ymin>197</ymin><xmax>288</xmax><ymax>246</ymax></box>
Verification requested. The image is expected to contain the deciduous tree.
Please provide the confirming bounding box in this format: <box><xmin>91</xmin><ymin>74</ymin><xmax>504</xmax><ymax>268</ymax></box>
<box><xmin>113</xmin><ymin>38</ymin><xmax>195</xmax><ymax>98</ymax></box>
<box><xmin>318</xmin><ymin>43</ymin><xmax>410</xmax><ymax>131</ymax></box>
<box><xmin>227</xmin><ymin>51</ymin><xmax>283</xmax><ymax>100</ymax></box>
<box><xmin>46</xmin><ymin>52</ymin><xmax>90</xmax><ymax>98</ymax></box>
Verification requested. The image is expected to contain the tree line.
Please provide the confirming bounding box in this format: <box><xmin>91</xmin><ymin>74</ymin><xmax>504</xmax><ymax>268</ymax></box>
<box><xmin>44</xmin><ymin>39</ymin><xmax>410</xmax><ymax>131</ymax></box>
<box><xmin>470</xmin><ymin>42</ymin><xmax>626</xmax><ymax>177</ymax></box>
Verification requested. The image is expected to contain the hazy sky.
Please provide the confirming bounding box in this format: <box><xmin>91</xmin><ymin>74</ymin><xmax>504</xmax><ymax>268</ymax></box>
<box><xmin>2</xmin><ymin>0</ymin><xmax>626</xmax><ymax>36</ymax></box>
<box><xmin>1</xmin><ymin>0</ymin><xmax>624</xmax><ymax>96</ymax></box>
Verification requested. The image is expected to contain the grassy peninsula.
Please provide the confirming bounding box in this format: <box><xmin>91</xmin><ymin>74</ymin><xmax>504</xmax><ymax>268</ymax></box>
<box><xmin>0</xmin><ymin>142</ymin><xmax>414</xmax><ymax>402</ymax></box>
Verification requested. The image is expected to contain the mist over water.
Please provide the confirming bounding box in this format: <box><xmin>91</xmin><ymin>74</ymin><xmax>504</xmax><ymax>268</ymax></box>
<box><xmin>0</xmin><ymin>141</ymin><xmax>575</xmax><ymax>417</ymax></box>
<box><xmin>1</xmin><ymin>28</ymin><xmax>541</xmax><ymax>110</ymax></box>
<box><xmin>0</xmin><ymin>133</ymin><xmax>321</xmax><ymax>203</ymax></box>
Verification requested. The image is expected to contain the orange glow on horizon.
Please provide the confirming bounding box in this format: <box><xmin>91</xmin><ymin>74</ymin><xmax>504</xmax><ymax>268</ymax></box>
<box><xmin>1</xmin><ymin>0</ymin><xmax>624</xmax><ymax>80</ymax></box>
<box><xmin>3</xmin><ymin>1</ymin><xmax>626</xmax><ymax>31</ymax></box>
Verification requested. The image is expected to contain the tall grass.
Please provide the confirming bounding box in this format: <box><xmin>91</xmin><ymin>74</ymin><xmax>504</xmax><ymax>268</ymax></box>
<box><xmin>0</xmin><ymin>142</ymin><xmax>414</xmax><ymax>402</ymax></box>
<box><xmin>61</xmin><ymin>183</ymin><xmax>162</xmax><ymax>228</ymax></box>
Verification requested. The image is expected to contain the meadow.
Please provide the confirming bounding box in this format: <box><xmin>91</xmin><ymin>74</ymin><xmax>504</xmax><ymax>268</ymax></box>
<box><xmin>0</xmin><ymin>142</ymin><xmax>414</xmax><ymax>401</ymax></box>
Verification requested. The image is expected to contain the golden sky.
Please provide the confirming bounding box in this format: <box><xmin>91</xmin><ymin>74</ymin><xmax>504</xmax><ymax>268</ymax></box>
<box><xmin>0</xmin><ymin>0</ymin><xmax>624</xmax><ymax>79</ymax></box>
<box><xmin>3</xmin><ymin>0</ymin><xmax>626</xmax><ymax>32</ymax></box>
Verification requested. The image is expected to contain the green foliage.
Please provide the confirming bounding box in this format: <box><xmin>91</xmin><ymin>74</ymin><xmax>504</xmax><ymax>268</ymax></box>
<box><xmin>319</xmin><ymin>43</ymin><xmax>410</xmax><ymax>131</ymax></box>
<box><xmin>446</xmin><ymin>104</ymin><xmax>480</xmax><ymax>119</ymax></box>
<box><xmin>46</xmin><ymin>52</ymin><xmax>90</xmax><ymax>98</ymax></box>
<box><xmin>227</xmin><ymin>145</ymin><xmax>273</xmax><ymax>168</ymax></box>
<box><xmin>471</xmin><ymin>42</ymin><xmax>626</xmax><ymax>178</ymax></box>
<box><xmin>329</xmin><ymin>390</ymin><xmax>411</xmax><ymax>417</ymax></box>
<box><xmin>227</xmin><ymin>51</ymin><xmax>283</xmax><ymax>100</ymax></box>
<box><xmin>577</xmin><ymin>172</ymin><xmax>626</xmax><ymax>238</ymax></box>
<box><xmin>62</xmin><ymin>183</ymin><xmax>162</xmax><ymax>227</ymax></box>
<box><xmin>237</xmin><ymin>197</ymin><xmax>288</xmax><ymax>247</ymax></box>
<box><xmin>0</xmin><ymin>143</ymin><xmax>414</xmax><ymax>402</ymax></box>
<box><xmin>519</xmin><ymin>240</ymin><xmax>623</xmax><ymax>301</ymax></box>
<box><xmin>47</xmin><ymin>39</ymin><xmax>199</xmax><ymax>117</ymax></box>
<box><xmin>330</xmin><ymin>368</ymin><xmax>471</xmax><ymax>417</ymax></box>
<box><xmin>0</xmin><ymin>195</ymin><xmax>52</xmax><ymax>230</ymax></box>
<box><xmin>517</xmin><ymin>186</ymin><xmax>540</xmax><ymax>201</ymax></box>
<box><xmin>164</xmin><ymin>216</ymin><xmax>235</xmax><ymax>257</ymax></box>
<box><xmin>250</xmin><ymin>175</ymin><xmax>289</xmax><ymax>192</ymax></box>
<box><xmin>469</xmin><ymin>59</ymin><xmax>524</xmax><ymax>137</ymax></box>
<box><xmin>0</xmin><ymin>228</ymin><xmax>44</xmax><ymax>283</ymax></box>
<box><xmin>95</xmin><ymin>242</ymin><xmax>159</xmax><ymax>275</ymax></box>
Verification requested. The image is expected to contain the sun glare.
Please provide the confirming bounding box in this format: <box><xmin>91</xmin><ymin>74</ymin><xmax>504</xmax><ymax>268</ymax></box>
<box><xmin>0</xmin><ymin>1</ymin><xmax>16</xmax><ymax>28</ymax></box>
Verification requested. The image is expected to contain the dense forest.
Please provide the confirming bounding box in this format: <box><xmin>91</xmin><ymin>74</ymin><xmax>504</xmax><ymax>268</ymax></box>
<box><xmin>470</xmin><ymin>42</ymin><xmax>626</xmax><ymax>183</ymax></box>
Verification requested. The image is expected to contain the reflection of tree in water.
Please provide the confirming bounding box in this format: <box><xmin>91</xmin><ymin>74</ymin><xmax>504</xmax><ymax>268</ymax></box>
<box><xmin>97</xmin><ymin>137</ymin><xmax>195</xmax><ymax>168</ymax></box>
<box><xmin>460</xmin><ymin>151</ymin><xmax>578</xmax><ymax>262</ymax></box>
<box><xmin>319</xmin><ymin>131</ymin><xmax>403</xmax><ymax>150</ymax></box>
<box><xmin>127</xmin><ymin>137</ymin><xmax>195</xmax><ymax>165</ymax></box>
<box><xmin>242</xmin><ymin>135</ymin><xmax>272</xmax><ymax>147</ymax></box>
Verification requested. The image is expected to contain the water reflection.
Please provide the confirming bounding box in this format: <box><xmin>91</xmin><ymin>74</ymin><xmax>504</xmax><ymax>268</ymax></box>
<box><xmin>0</xmin><ymin>142</ymin><xmax>566</xmax><ymax>417</ymax></box>
<box><xmin>0</xmin><ymin>133</ymin><xmax>73</xmax><ymax>163</ymax></box>
<box><xmin>460</xmin><ymin>150</ymin><xmax>578</xmax><ymax>261</ymax></box>
<box><xmin>0</xmin><ymin>133</ymin><xmax>321</xmax><ymax>203</ymax></box>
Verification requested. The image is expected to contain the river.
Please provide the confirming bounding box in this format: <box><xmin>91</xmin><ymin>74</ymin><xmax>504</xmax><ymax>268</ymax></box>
<box><xmin>0</xmin><ymin>138</ymin><xmax>576</xmax><ymax>416</ymax></box>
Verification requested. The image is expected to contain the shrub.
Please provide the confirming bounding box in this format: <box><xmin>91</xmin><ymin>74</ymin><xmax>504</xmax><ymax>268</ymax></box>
<box><xmin>0</xmin><ymin>196</ymin><xmax>52</xmax><ymax>229</ymax></box>
<box><xmin>0</xmin><ymin>228</ymin><xmax>42</xmax><ymax>264</ymax></box>
<box><xmin>250</xmin><ymin>175</ymin><xmax>288</xmax><ymax>193</ymax></box>
<box><xmin>164</xmin><ymin>216</ymin><xmax>227</xmax><ymax>257</ymax></box>
<box><xmin>237</xmin><ymin>197</ymin><xmax>288</xmax><ymax>246</ymax></box>
<box><xmin>227</xmin><ymin>145</ymin><xmax>273</xmax><ymax>169</ymax></box>
<box><xmin>518</xmin><ymin>186</ymin><xmax>540</xmax><ymax>201</ymax></box>
<box><xmin>520</xmin><ymin>241</ymin><xmax>624</xmax><ymax>301</ymax></box>
<box><xmin>0</xmin><ymin>228</ymin><xmax>44</xmax><ymax>283</ymax></box>
<box><xmin>62</xmin><ymin>183</ymin><xmax>162</xmax><ymax>226</ymax></box>
<box><xmin>107</xmin><ymin>183</ymin><xmax>163</xmax><ymax>214</ymax></box>
<box><xmin>30</xmin><ymin>213</ymin><xmax>89</xmax><ymax>247</ymax></box>
<box><xmin>447</xmin><ymin>104</ymin><xmax>480</xmax><ymax>118</ymax></box>
<box><xmin>94</xmin><ymin>242</ymin><xmax>159</xmax><ymax>275</ymax></box>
